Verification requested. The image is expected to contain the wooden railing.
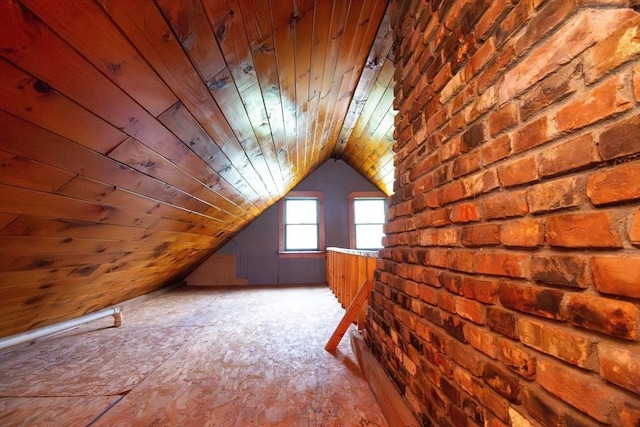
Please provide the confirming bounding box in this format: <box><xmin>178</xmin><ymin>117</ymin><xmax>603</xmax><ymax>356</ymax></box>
<box><xmin>325</xmin><ymin>247</ymin><xmax>378</xmax><ymax>351</ymax></box>
<box><xmin>326</xmin><ymin>247</ymin><xmax>378</xmax><ymax>310</ymax></box>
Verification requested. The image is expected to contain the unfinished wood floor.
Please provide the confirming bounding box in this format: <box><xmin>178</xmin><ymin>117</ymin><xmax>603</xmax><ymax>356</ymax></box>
<box><xmin>0</xmin><ymin>285</ymin><xmax>388</xmax><ymax>426</ymax></box>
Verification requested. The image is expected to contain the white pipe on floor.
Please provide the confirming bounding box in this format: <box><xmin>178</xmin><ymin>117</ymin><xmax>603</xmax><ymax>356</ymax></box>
<box><xmin>0</xmin><ymin>306</ymin><xmax>123</xmax><ymax>351</ymax></box>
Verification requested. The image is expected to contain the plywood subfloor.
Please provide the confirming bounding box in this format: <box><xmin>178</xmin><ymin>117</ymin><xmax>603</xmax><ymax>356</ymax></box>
<box><xmin>0</xmin><ymin>285</ymin><xmax>388</xmax><ymax>426</ymax></box>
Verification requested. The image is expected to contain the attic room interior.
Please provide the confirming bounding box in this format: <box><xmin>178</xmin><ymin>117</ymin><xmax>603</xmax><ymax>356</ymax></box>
<box><xmin>1</xmin><ymin>0</ymin><xmax>639</xmax><ymax>425</ymax></box>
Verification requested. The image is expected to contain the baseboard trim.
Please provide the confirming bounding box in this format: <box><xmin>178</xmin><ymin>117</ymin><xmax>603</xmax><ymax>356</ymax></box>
<box><xmin>350</xmin><ymin>329</ymin><xmax>421</xmax><ymax>427</ymax></box>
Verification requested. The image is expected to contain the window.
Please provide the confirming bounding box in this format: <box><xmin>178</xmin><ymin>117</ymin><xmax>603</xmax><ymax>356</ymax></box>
<box><xmin>349</xmin><ymin>192</ymin><xmax>386</xmax><ymax>250</ymax></box>
<box><xmin>279</xmin><ymin>191</ymin><xmax>325</xmax><ymax>256</ymax></box>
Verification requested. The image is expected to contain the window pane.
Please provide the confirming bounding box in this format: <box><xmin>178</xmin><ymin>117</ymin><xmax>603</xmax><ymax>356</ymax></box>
<box><xmin>354</xmin><ymin>199</ymin><xmax>385</xmax><ymax>223</ymax></box>
<box><xmin>286</xmin><ymin>199</ymin><xmax>317</xmax><ymax>224</ymax></box>
<box><xmin>286</xmin><ymin>224</ymin><xmax>318</xmax><ymax>250</ymax></box>
<box><xmin>355</xmin><ymin>224</ymin><xmax>384</xmax><ymax>249</ymax></box>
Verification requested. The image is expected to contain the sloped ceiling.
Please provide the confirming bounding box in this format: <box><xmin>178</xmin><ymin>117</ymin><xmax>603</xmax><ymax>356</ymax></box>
<box><xmin>0</xmin><ymin>0</ymin><xmax>396</xmax><ymax>336</ymax></box>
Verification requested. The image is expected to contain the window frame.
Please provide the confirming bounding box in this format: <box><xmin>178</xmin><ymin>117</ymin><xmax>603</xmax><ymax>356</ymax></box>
<box><xmin>278</xmin><ymin>191</ymin><xmax>325</xmax><ymax>258</ymax></box>
<box><xmin>349</xmin><ymin>191</ymin><xmax>387</xmax><ymax>250</ymax></box>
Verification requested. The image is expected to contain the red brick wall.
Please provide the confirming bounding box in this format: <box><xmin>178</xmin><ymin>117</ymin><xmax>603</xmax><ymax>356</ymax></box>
<box><xmin>367</xmin><ymin>0</ymin><xmax>640</xmax><ymax>425</ymax></box>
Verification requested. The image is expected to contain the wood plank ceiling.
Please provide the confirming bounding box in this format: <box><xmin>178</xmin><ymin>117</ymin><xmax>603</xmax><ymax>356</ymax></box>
<box><xmin>0</xmin><ymin>0</ymin><xmax>396</xmax><ymax>336</ymax></box>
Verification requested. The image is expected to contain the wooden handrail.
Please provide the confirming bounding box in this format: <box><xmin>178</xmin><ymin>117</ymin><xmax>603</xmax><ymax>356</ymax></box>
<box><xmin>325</xmin><ymin>248</ymin><xmax>378</xmax><ymax>349</ymax></box>
<box><xmin>326</xmin><ymin>247</ymin><xmax>377</xmax><ymax>312</ymax></box>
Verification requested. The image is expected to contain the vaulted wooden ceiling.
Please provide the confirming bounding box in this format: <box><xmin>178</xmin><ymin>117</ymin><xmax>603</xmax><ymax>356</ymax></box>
<box><xmin>0</xmin><ymin>0</ymin><xmax>395</xmax><ymax>336</ymax></box>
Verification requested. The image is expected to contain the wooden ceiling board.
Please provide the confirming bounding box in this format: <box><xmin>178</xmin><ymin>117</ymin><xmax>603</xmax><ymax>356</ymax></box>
<box><xmin>19</xmin><ymin>0</ymin><xmax>179</xmax><ymax>117</ymax></box>
<box><xmin>306</xmin><ymin>0</ymin><xmax>335</xmax><ymax>179</ymax></box>
<box><xmin>269</xmin><ymin>0</ymin><xmax>300</xmax><ymax>181</ymax></box>
<box><xmin>0</xmin><ymin>0</ymin><xmax>395</xmax><ymax>337</ymax></box>
<box><xmin>0</xmin><ymin>59</ymin><xmax>126</xmax><ymax>155</ymax></box>
<box><xmin>323</xmin><ymin>0</ymin><xmax>388</xmax><ymax>147</ymax></box>
<box><xmin>200</xmin><ymin>0</ymin><xmax>284</xmax><ymax>197</ymax></box>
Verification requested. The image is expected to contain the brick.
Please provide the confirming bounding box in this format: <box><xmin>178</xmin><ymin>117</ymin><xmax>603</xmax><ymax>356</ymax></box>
<box><xmin>442</xmin><ymin>313</ymin><xmax>467</xmax><ymax>342</ymax></box>
<box><xmin>418</xmin><ymin>280</ymin><xmax>440</xmax><ymax>304</ymax></box>
<box><xmin>518</xmin><ymin>317</ymin><xmax>598</xmax><ymax>368</ymax></box>
<box><xmin>498</xmin><ymin>9</ymin><xmax>637</xmax><ymax>103</ymax></box>
<box><xmin>497</xmin><ymin>155</ymin><xmax>538</xmax><ymax>187</ymax></box>
<box><xmin>522</xmin><ymin>387</ymin><xmax>566</xmax><ymax>427</ymax></box>
<box><xmin>556</xmin><ymin>75</ymin><xmax>634</xmax><ymax>132</ymax></box>
<box><xmin>427</xmin><ymin>105</ymin><xmax>447</xmax><ymax>134</ymax></box>
<box><xmin>526</xmin><ymin>176</ymin><xmax>583</xmax><ymax>214</ymax></box>
<box><xmin>489</xmin><ymin>103</ymin><xmax>518</xmax><ymax>136</ymax></box>
<box><xmin>500</xmin><ymin>282</ymin><xmax>564</xmax><ymax>320</ymax></box>
<box><xmin>436</xmin><ymin>228</ymin><xmax>458</xmax><ymax>246</ymax></box>
<box><xmin>496</xmin><ymin>0</ymin><xmax>534</xmax><ymax>47</ymax></box>
<box><xmin>478</xmin><ymin>42</ymin><xmax>516</xmax><ymax>93</ymax></box>
<box><xmin>449</xmin><ymin>405</ymin><xmax>467</xmax><ymax>427</ymax></box>
<box><xmin>452</xmin><ymin>0</ymin><xmax>491</xmax><ymax>38</ymax></box>
<box><xmin>487</xmin><ymin>306</ymin><xmax>517</xmax><ymax>339</ymax></box>
<box><xmin>425</xmin><ymin>208</ymin><xmax>452</xmax><ymax>228</ymax></box>
<box><xmin>425</xmin><ymin>190</ymin><xmax>440</xmax><ymax>208</ymax></box>
<box><xmin>452</xmin><ymin>150</ymin><xmax>481</xmax><ymax>178</ymax></box>
<box><xmin>509</xmin><ymin>406</ymin><xmax>531</xmax><ymax>425</ymax></box>
<box><xmin>636</xmin><ymin>62</ymin><xmax>640</xmax><ymax>101</ymax></box>
<box><xmin>453</xmin><ymin>366</ymin><xmax>476</xmax><ymax>396</ymax></box>
<box><xmin>474</xmin><ymin>252</ymin><xmax>529</xmax><ymax>279</ymax></box>
<box><xmin>476</xmin><ymin>0</ymin><xmax>512</xmax><ymax>40</ymax></box>
<box><xmin>499</xmin><ymin>339</ymin><xmax>536</xmax><ymax>379</ymax></box>
<box><xmin>618</xmin><ymin>404</ymin><xmax>640</xmax><ymax>427</ymax></box>
<box><xmin>450</xmin><ymin>81</ymin><xmax>476</xmax><ymax>114</ymax></box>
<box><xmin>439</xmin><ymin>181</ymin><xmax>464</xmax><ymax>205</ymax></box>
<box><xmin>440</xmin><ymin>271</ymin><xmax>463</xmax><ymax>294</ymax></box>
<box><xmin>466</xmin><ymin>36</ymin><xmax>496</xmax><ymax>80</ymax></box>
<box><xmin>631</xmin><ymin>210</ymin><xmax>640</xmax><ymax>244</ymax></box>
<box><xmin>584</xmin><ymin>15</ymin><xmax>640</xmax><ymax>83</ymax></box>
<box><xmin>462</xmin><ymin>169</ymin><xmax>500</xmax><ymax>198</ymax></box>
<box><xmin>439</xmin><ymin>292</ymin><xmax>457</xmax><ymax>314</ymax></box>
<box><xmin>513</xmin><ymin>116</ymin><xmax>550</xmax><ymax>154</ymax></box>
<box><xmin>537</xmin><ymin>358</ymin><xmax>614</xmax><ymax>423</ymax></box>
<box><xmin>447</xmin><ymin>249</ymin><xmax>474</xmax><ymax>273</ymax></box>
<box><xmin>465</xmin><ymin>86</ymin><xmax>496</xmax><ymax>122</ymax></box>
<box><xmin>451</xmin><ymin>341</ymin><xmax>485</xmax><ymax>377</ymax></box>
<box><xmin>546</xmin><ymin>211</ymin><xmax>623</xmax><ymax>248</ymax></box>
<box><xmin>461</xmin><ymin>224</ymin><xmax>500</xmax><ymax>247</ymax></box>
<box><xmin>564</xmin><ymin>293</ymin><xmax>638</xmax><ymax>340</ymax></box>
<box><xmin>520</xmin><ymin>61</ymin><xmax>581</xmax><ymax>121</ymax></box>
<box><xmin>410</xmin><ymin>151</ymin><xmax>439</xmax><ymax>180</ymax></box>
<box><xmin>442</xmin><ymin>111</ymin><xmax>466</xmax><ymax>140</ymax></box>
<box><xmin>461</xmin><ymin>276</ymin><xmax>500</xmax><ymax>304</ymax></box>
<box><xmin>482</xmin><ymin>363</ymin><xmax>522</xmax><ymax>403</ymax></box>
<box><xmin>471</xmin><ymin>381</ymin><xmax>510</xmax><ymax>423</ymax></box>
<box><xmin>599</xmin><ymin>114</ymin><xmax>640</xmax><ymax>160</ymax></box>
<box><xmin>500</xmin><ymin>219</ymin><xmax>544</xmax><ymax>247</ymax></box>
<box><xmin>514</xmin><ymin>0</ymin><xmax>578</xmax><ymax>56</ymax></box>
<box><xmin>461</xmin><ymin>122</ymin><xmax>486</xmax><ymax>152</ymax></box>
<box><xmin>433</xmin><ymin>62</ymin><xmax>452</xmax><ymax>91</ymax></box>
<box><xmin>450</xmin><ymin>202</ymin><xmax>481</xmax><ymax>223</ymax></box>
<box><xmin>456</xmin><ymin>297</ymin><xmax>486</xmax><ymax>325</ymax></box>
<box><xmin>461</xmin><ymin>396</ymin><xmax>485</xmax><ymax>426</ymax></box>
<box><xmin>538</xmin><ymin>134</ymin><xmax>600</xmax><ymax>178</ymax></box>
<box><xmin>465</xmin><ymin>323</ymin><xmax>496</xmax><ymax>356</ymax></box>
<box><xmin>530</xmin><ymin>254</ymin><xmax>590</xmax><ymax>288</ymax></box>
<box><xmin>587</xmin><ymin>160</ymin><xmax>640</xmax><ymax>205</ymax></box>
<box><xmin>482</xmin><ymin>134</ymin><xmax>511</xmax><ymax>166</ymax></box>
<box><xmin>599</xmin><ymin>341</ymin><xmax>640</xmax><ymax>395</ymax></box>
<box><xmin>440</xmin><ymin>68</ymin><xmax>466</xmax><ymax>103</ymax></box>
<box><xmin>592</xmin><ymin>256</ymin><xmax>640</xmax><ymax>298</ymax></box>
<box><xmin>424</xmin><ymin>248</ymin><xmax>449</xmax><ymax>269</ymax></box>
<box><xmin>440</xmin><ymin>376</ymin><xmax>461</xmax><ymax>410</ymax></box>
<box><xmin>481</xmin><ymin>190</ymin><xmax>529</xmax><ymax>219</ymax></box>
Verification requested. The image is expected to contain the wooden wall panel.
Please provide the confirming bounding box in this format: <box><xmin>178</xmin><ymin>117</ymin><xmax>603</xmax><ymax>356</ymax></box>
<box><xmin>0</xmin><ymin>0</ymin><xmax>392</xmax><ymax>337</ymax></box>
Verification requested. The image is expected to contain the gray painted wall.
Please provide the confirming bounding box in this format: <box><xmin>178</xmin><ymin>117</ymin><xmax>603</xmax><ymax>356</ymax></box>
<box><xmin>189</xmin><ymin>160</ymin><xmax>382</xmax><ymax>285</ymax></box>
